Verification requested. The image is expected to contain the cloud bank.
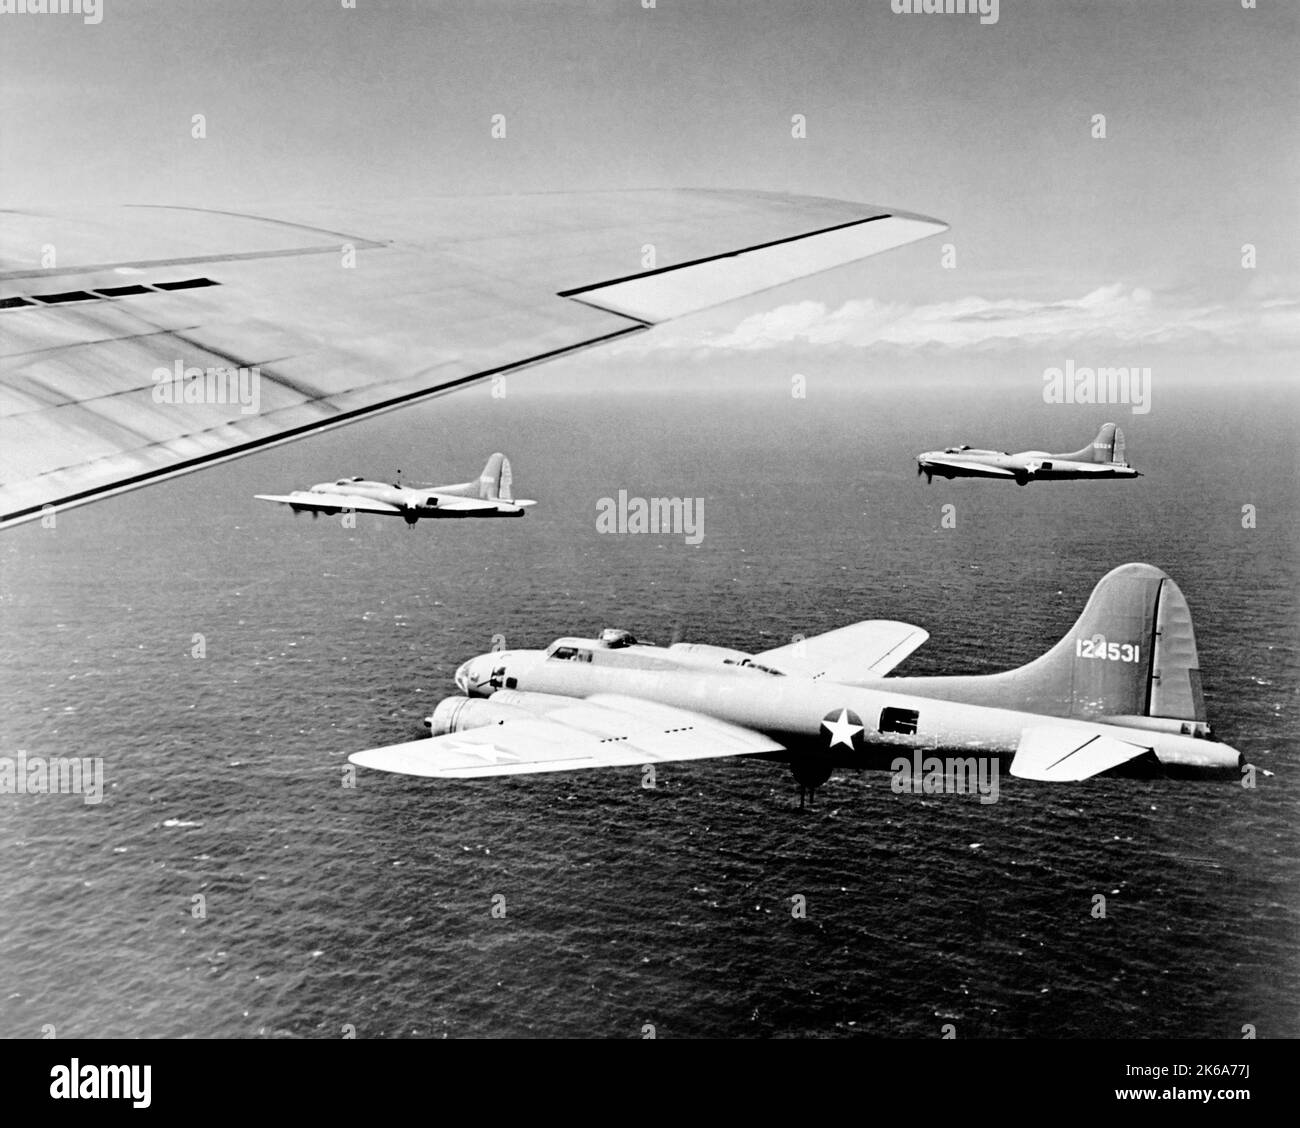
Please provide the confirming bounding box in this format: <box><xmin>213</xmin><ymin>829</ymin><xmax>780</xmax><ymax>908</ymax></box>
<box><xmin>615</xmin><ymin>285</ymin><xmax>1300</xmax><ymax>354</ymax></box>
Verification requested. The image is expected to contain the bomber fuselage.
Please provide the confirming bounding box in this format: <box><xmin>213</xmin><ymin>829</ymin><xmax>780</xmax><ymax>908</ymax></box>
<box><xmin>452</xmin><ymin>640</ymin><xmax>1239</xmax><ymax>777</ymax></box>
<box><xmin>915</xmin><ymin>449</ymin><xmax>1140</xmax><ymax>482</ymax></box>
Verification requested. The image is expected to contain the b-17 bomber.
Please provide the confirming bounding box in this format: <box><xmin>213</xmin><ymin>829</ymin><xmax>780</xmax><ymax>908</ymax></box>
<box><xmin>349</xmin><ymin>564</ymin><xmax>1242</xmax><ymax>804</ymax></box>
<box><xmin>256</xmin><ymin>453</ymin><xmax>533</xmax><ymax>525</ymax></box>
<box><xmin>917</xmin><ymin>423</ymin><xmax>1139</xmax><ymax>485</ymax></box>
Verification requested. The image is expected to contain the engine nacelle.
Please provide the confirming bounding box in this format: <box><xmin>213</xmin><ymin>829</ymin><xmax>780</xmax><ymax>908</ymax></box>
<box><xmin>427</xmin><ymin>696</ymin><xmax>534</xmax><ymax>735</ymax></box>
<box><xmin>427</xmin><ymin>689</ymin><xmax>587</xmax><ymax>734</ymax></box>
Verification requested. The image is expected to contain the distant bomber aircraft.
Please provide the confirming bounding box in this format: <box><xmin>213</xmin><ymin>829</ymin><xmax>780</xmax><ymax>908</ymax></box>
<box><xmin>916</xmin><ymin>423</ymin><xmax>1138</xmax><ymax>485</ymax></box>
<box><xmin>349</xmin><ymin>564</ymin><xmax>1242</xmax><ymax>804</ymax></box>
<box><xmin>256</xmin><ymin>453</ymin><xmax>534</xmax><ymax>525</ymax></box>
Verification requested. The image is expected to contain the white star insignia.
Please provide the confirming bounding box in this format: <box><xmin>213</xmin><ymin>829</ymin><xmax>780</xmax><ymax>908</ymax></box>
<box><xmin>821</xmin><ymin>709</ymin><xmax>863</xmax><ymax>750</ymax></box>
<box><xmin>1024</xmin><ymin>459</ymin><xmax>1041</xmax><ymax>474</ymax></box>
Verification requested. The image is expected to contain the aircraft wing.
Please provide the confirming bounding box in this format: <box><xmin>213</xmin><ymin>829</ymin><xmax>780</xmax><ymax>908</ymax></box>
<box><xmin>253</xmin><ymin>491</ymin><xmax>401</xmax><ymax>515</ymax></box>
<box><xmin>349</xmin><ymin>692</ymin><xmax>786</xmax><ymax>778</ymax></box>
<box><xmin>756</xmin><ymin>620</ymin><xmax>929</xmax><ymax>682</ymax></box>
<box><xmin>1009</xmin><ymin>724</ymin><xmax>1152</xmax><ymax>782</ymax></box>
<box><xmin>929</xmin><ymin>460</ymin><xmax>1017</xmax><ymax>477</ymax></box>
<box><xmin>0</xmin><ymin>191</ymin><xmax>945</xmax><ymax>529</ymax></box>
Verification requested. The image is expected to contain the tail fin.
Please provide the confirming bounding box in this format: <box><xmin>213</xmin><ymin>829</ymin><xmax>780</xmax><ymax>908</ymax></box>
<box><xmin>1004</xmin><ymin>563</ymin><xmax>1205</xmax><ymax>721</ymax></box>
<box><xmin>892</xmin><ymin>564</ymin><xmax>1208</xmax><ymax>725</ymax></box>
<box><xmin>1055</xmin><ymin>422</ymin><xmax>1126</xmax><ymax>464</ymax></box>
<box><xmin>477</xmin><ymin>453</ymin><xmax>512</xmax><ymax>502</ymax></box>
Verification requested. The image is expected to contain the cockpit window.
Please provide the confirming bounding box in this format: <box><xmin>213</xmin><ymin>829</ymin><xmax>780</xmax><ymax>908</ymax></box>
<box><xmin>551</xmin><ymin>646</ymin><xmax>578</xmax><ymax>661</ymax></box>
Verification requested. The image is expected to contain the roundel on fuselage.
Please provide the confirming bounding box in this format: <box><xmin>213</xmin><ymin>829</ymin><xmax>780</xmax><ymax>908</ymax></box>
<box><xmin>821</xmin><ymin>708</ymin><xmax>866</xmax><ymax>751</ymax></box>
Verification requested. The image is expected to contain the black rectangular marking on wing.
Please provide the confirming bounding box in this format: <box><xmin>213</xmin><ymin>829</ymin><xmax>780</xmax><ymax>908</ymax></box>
<box><xmin>32</xmin><ymin>291</ymin><xmax>99</xmax><ymax>305</ymax></box>
<box><xmin>93</xmin><ymin>284</ymin><xmax>153</xmax><ymax>297</ymax></box>
<box><xmin>153</xmin><ymin>277</ymin><xmax>220</xmax><ymax>291</ymax></box>
<box><xmin>0</xmin><ymin>278</ymin><xmax>223</xmax><ymax>313</ymax></box>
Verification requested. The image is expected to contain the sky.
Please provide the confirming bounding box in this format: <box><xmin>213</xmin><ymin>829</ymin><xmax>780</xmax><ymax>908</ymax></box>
<box><xmin>2</xmin><ymin>0</ymin><xmax>1297</xmax><ymax>387</ymax></box>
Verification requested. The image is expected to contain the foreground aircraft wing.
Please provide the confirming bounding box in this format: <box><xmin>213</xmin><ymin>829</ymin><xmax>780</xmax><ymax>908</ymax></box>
<box><xmin>253</xmin><ymin>491</ymin><xmax>401</xmax><ymax>515</ymax></box>
<box><xmin>1010</xmin><ymin>724</ymin><xmax>1152</xmax><ymax>782</ymax></box>
<box><xmin>756</xmin><ymin>620</ymin><xmax>929</xmax><ymax>682</ymax></box>
<box><xmin>349</xmin><ymin>693</ymin><xmax>786</xmax><ymax>778</ymax></box>
<box><xmin>0</xmin><ymin>191</ymin><xmax>945</xmax><ymax>529</ymax></box>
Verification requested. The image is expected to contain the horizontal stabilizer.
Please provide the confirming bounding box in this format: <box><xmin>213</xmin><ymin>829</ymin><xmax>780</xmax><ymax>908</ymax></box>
<box><xmin>1010</xmin><ymin>724</ymin><xmax>1152</xmax><ymax>782</ymax></box>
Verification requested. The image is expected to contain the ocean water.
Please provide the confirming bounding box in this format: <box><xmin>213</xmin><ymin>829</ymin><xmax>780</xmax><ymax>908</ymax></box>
<box><xmin>1</xmin><ymin>360</ymin><xmax>1296</xmax><ymax>1038</ymax></box>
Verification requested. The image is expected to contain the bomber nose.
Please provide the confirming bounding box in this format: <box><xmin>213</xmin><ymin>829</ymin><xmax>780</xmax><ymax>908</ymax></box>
<box><xmin>455</xmin><ymin>654</ymin><xmax>497</xmax><ymax>696</ymax></box>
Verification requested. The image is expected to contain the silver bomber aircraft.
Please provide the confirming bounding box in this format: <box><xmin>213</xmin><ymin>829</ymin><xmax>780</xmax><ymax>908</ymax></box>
<box><xmin>349</xmin><ymin>564</ymin><xmax>1242</xmax><ymax>802</ymax></box>
<box><xmin>255</xmin><ymin>452</ymin><xmax>533</xmax><ymax>525</ymax></box>
<box><xmin>917</xmin><ymin>423</ymin><xmax>1139</xmax><ymax>485</ymax></box>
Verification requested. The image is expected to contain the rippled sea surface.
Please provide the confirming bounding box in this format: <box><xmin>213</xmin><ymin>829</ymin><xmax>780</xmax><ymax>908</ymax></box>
<box><xmin>1</xmin><ymin>361</ymin><xmax>1296</xmax><ymax>1038</ymax></box>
